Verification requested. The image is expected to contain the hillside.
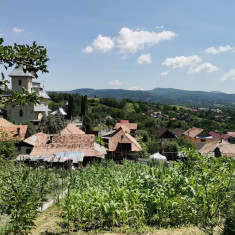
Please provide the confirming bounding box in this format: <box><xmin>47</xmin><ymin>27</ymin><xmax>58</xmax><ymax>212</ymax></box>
<box><xmin>60</xmin><ymin>88</ymin><xmax>235</xmax><ymax>108</ymax></box>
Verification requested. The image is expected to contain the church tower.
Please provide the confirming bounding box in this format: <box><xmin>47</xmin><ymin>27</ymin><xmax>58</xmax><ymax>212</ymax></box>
<box><xmin>7</xmin><ymin>65</ymin><xmax>51</xmax><ymax>124</ymax></box>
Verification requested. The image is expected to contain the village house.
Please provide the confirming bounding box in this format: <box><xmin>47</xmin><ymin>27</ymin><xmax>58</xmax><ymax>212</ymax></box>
<box><xmin>184</xmin><ymin>127</ymin><xmax>212</xmax><ymax>143</ymax></box>
<box><xmin>209</xmin><ymin>131</ymin><xmax>235</xmax><ymax>144</ymax></box>
<box><xmin>17</xmin><ymin>124</ymin><xmax>106</xmax><ymax>167</ymax></box>
<box><xmin>114</xmin><ymin>120</ymin><xmax>138</xmax><ymax>136</ymax></box>
<box><xmin>6</xmin><ymin>65</ymin><xmax>51</xmax><ymax>124</ymax></box>
<box><xmin>107</xmin><ymin>125</ymin><xmax>142</xmax><ymax>160</ymax></box>
<box><xmin>200</xmin><ymin>139</ymin><xmax>235</xmax><ymax>158</ymax></box>
<box><xmin>155</xmin><ymin>127</ymin><xmax>177</xmax><ymax>142</ymax></box>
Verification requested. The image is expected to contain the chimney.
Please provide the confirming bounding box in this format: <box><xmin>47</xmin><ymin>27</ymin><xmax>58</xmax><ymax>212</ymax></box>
<box><xmin>17</xmin><ymin>127</ymin><xmax>20</xmax><ymax>136</ymax></box>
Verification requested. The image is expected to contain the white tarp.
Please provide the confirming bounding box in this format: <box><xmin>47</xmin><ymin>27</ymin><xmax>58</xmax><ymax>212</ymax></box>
<box><xmin>149</xmin><ymin>152</ymin><xmax>167</xmax><ymax>161</ymax></box>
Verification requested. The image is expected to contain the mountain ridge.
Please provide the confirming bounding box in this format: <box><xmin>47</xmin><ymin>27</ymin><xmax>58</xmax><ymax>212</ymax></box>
<box><xmin>52</xmin><ymin>87</ymin><xmax>235</xmax><ymax>108</ymax></box>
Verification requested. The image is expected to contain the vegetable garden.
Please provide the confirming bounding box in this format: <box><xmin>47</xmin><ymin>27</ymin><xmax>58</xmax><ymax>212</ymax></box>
<box><xmin>0</xmin><ymin>149</ymin><xmax>234</xmax><ymax>234</ymax></box>
<box><xmin>59</xmin><ymin>150</ymin><xmax>234</xmax><ymax>235</ymax></box>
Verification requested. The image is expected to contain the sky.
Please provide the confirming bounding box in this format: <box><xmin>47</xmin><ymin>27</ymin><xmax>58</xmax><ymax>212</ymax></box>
<box><xmin>1</xmin><ymin>0</ymin><xmax>235</xmax><ymax>93</ymax></box>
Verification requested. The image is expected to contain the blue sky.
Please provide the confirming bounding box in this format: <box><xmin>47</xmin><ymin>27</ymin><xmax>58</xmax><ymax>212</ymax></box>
<box><xmin>1</xmin><ymin>0</ymin><xmax>235</xmax><ymax>93</ymax></box>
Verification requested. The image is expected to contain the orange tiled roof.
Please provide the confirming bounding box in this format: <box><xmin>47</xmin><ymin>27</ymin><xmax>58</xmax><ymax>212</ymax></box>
<box><xmin>0</xmin><ymin>118</ymin><xmax>28</xmax><ymax>141</ymax></box>
<box><xmin>183</xmin><ymin>127</ymin><xmax>205</xmax><ymax>138</ymax></box>
<box><xmin>109</xmin><ymin>127</ymin><xmax>142</xmax><ymax>152</ymax></box>
<box><xmin>60</xmin><ymin>124</ymin><xmax>85</xmax><ymax>135</ymax></box>
<box><xmin>30</xmin><ymin>134</ymin><xmax>104</xmax><ymax>157</ymax></box>
<box><xmin>114</xmin><ymin>122</ymin><xmax>138</xmax><ymax>131</ymax></box>
<box><xmin>0</xmin><ymin>118</ymin><xmax>15</xmax><ymax>127</ymax></box>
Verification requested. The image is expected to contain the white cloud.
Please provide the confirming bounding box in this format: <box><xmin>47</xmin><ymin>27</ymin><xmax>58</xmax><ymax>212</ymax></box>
<box><xmin>162</xmin><ymin>55</ymin><xmax>202</xmax><ymax>69</ymax></box>
<box><xmin>160</xmin><ymin>70</ymin><xmax>170</xmax><ymax>76</ymax></box>
<box><xmin>128</xmin><ymin>86</ymin><xmax>145</xmax><ymax>91</ymax></box>
<box><xmin>156</xmin><ymin>25</ymin><xmax>164</xmax><ymax>29</ymax></box>
<box><xmin>221</xmin><ymin>69</ymin><xmax>235</xmax><ymax>81</ymax></box>
<box><xmin>137</xmin><ymin>54</ymin><xmax>152</xmax><ymax>64</ymax></box>
<box><xmin>188</xmin><ymin>62</ymin><xmax>220</xmax><ymax>73</ymax></box>
<box><xmin>83</xmin><ymin>34</ymin><xmax>114</xmax><ymax>53</ymax></box>
<box><xmin>116</xmin><ymin>27</ymin><xmax>176</xmax><ymax>53</ymax></box>
<box><xmin>109</xmin><ymin>80</ymin><xmax>123</xmax><ymax>86</ymax></box>
<box><xmin>204</xmin><ymin>45</ymin><xmax>233</xmax><ymax>54</ymax></box>
<box><xmin>12</xmin><ymin>27</ymin><xmax>24</xmax><ymax>33</ymax></box>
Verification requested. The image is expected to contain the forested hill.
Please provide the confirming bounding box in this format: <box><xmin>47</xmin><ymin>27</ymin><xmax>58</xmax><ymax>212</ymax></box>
<box><xmin>59</xmin><ymin>87</ymin><xmax>235</xmax><ymax>108</ymax></box>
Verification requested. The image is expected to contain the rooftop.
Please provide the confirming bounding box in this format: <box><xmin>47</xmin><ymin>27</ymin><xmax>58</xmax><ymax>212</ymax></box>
<box><xmin>9</xmin><ymin>65</ymin><xmax>35</xmax><ymax>78</ymax></box>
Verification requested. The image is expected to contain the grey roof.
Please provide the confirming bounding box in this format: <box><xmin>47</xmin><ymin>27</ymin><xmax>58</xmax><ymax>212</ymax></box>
<box><xmin>34</xmin><ymin>104</ymin><xmax>51</xmax><ymax>112</ymax></box>
<box><xmin>16</xmin><ymin>151</ymin><xmax>86</xmax><ymax>163</ymax></box>
<box><xmin>38</xmin><ymin>90</ymin><xmax>51</xmax><ymax>99</ymax></box>
<box><xmin>23</xmin><ymin>134</ymin><xmax>38</xmax><ymax>146</ymax></box>
<box><xmin>94</xmin><ymin>142</ymin><xmax>107</xmax><ymax>155</ymax></box>
<box><xmin>51</xmin><ymin>107</ymin><xmax>67</xmax><ymax>116</ymax></box>
<box><xmin>9</xmin><ymin>65</ymin><xmax>35</xmax><ymax>78</ymax></box>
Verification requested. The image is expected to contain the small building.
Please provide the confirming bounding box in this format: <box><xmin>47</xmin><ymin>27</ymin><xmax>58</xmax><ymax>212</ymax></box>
<box><xmin>200</xmin><ymin>140</ymin><xmax>235</xmax><ymax>158</ymax></box>
<box><xmin>184</xmin><ymin>127</ymin><xmax>212</xmax><ymax>143</ymax></box>
<box><xmin>108</xmin><ymin>126</ymin><xmax>142</xmax><ymax>160</ymax></box>
<box><xmin>18</xmin><ymin>132</ymin><xmax>105</xmax><ymax>167</ymax></box>
<box><xmin>51</xmin><ymin>107</ymin><xmax>67</xmax><ymax>116</ymax></box>
<box><xmin>155</xmin><ymin>127</ymin><xmax>177</xmax><ymax>142</ymax></box>
<box><xmin>114</xmin><ymin>121</ymin><xmax>138</xmax><ymax>136</ymax></box>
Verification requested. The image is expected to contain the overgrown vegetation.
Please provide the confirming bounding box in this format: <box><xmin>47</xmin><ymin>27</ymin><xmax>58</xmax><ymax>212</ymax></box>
<box><xmin>59</xmin><ymin>151</ymin><xmax>234</xmax><ymax>235</ymax></box>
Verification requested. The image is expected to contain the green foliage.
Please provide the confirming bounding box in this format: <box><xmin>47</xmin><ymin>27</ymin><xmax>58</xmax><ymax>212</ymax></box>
<box><xmin>105</xmin><ymin>117</ymin><xmax>115</xmax><ymax>128</ymax></box>
<box><xmin>38</xmin><ymin>114</ymin><xmax>65</xmax><ymax>134</ymax></box>
<box><xmin>81</xmin><ymin>95</ymin><xmax>88</xmax><ymax>118</ymax></box>
<box><xmin>163</xmin><ymin>140</ymin><xmax>178</xmax><ymax>153</ymax></box>
<box><xmin>176</xmin><ymin>136</ymin><xmax>195</xmax><ymax>150</ymax></box>
<box><xmin>0</xmin><ymin>38</ymin><xmax>49</xmax><ymax>106</ymax></box>
<box><xmin>0</xmin><ymin>165</ymin><xmax>56</xmax><ymax>234</ymax></box>
<box><xmin>146</xmin><ymin>140</ymin><xmax>160</xmax><ymax>154</ymax></box>
<box><xmin>22</xmin><ymin>121</ymin><xmax>37</xmax><ymax>136</ymax></box>
<box><xmin>59</xmin><ymin>152</ymin><xmax>234</xmax><ymax>233</ymax></box>
<box><xmin>181</xmin><ymin>149</ymin><xmax>235</xmax><ymax>235</ymax></box>
<box><xmin>67</xmin><ymin>94</ymin><xmax>75</xmax><ymax>119</ymax></box>
<box><xmin>0</xmin><ymin>139</ymin><xmax>18</xmax><ymax>160</ymax></box>
<box><xmin>95</xmin><ymin>136</ymin><xmax>104</xmax><ymax>146</ymax></box>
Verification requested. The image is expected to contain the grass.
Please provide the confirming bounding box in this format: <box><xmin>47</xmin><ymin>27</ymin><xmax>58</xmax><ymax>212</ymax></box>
<box><xmin>31</xmin><ymin>205</ymin><xmax>203</xmax><ymax>235</ymax></box>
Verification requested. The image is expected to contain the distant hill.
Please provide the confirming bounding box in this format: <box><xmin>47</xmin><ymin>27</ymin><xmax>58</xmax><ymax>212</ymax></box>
<box><xmin>57</xmin><ymin>87</ymin><xmax>235</xmax><ymax>108</ymax></box>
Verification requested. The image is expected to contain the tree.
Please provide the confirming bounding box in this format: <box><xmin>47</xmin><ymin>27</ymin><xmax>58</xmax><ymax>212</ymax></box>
<box><xmin>38</xmin><ymin>114</ymin><xmax>65</xmax><ymax>134</ymax></box>
<box><xmin>176</xmin><ymin>136</ymin><xmax>195</xmax><ymax>150</ymax></box>
<box><xmin>0</xmin><ymin>38</ymin><xmax>49</xmax><ymax>106</ymax></box>
<box><xmin>67</xmin><ymin>94</ymin><xmax>75</xmax><ymax>120</ymax></box>
<box><xmin>81</xmin><ymin>95</ymin><xmax>88</xmax><ymax>128</ymax></box>
<box><xmin>81</xmin><ymin>95</ymin><xmax>88</xmax><ymax>118</ymax></box>
<box><xmin>22</xmin><ymin>121</ymin><xmax>37</xmax><ymax>136</ymax></box>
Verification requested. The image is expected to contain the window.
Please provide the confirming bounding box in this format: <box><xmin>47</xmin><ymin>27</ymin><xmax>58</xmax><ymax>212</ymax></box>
<box><xmin>26</xmin><ymin>148</ymin><xmax>32</xmax><ymax>154</ymax></box>
<box><xmin>19</xmin><ymin>109</ymin><xmax>23</xmax><ymax>117</ymax></box>
<box><xmin>18</xmin><ymin>80</ymin><xmax>22</xmax><ymax>85</ymax></box>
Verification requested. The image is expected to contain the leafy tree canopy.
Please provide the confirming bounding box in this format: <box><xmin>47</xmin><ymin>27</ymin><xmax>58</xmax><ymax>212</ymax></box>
<box><xmin>0</xmin><ymin>38</ymin><xmax>49</xmax><ymax>106</ymax></box>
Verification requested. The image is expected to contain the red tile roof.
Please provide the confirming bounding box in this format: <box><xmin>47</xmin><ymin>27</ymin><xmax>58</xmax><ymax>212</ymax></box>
<box><xmin>183</xmin><ymin>127</ymin><xmax>205</xmax><ymax>138</ymax></box>
<box><xmin>109</xmin><ymin>126</ymin><xmax>142</xmax><ymax>152</ymax></box>
<box><xmin>30</xmin><ymin>134</ymin><xmax>104</xmax><ymax>157</ymax></box>
<box><xmin>114</xmin><ymin>122</ymin><xmax>138</xmax><ymax>131</ymax></box>
<box><xmin>120</xmin><ymin>120</ymin><xmax>129</xmax><ymax>123</ymax></box>
<box><xmin>0</xmin><ymin>118</ymin><xmax>15</xmax><ymax>127</ymax></box>
<box><xmin>60</xmin><ymin>124</ymin><xmax>85</xmax><ymax>135</ymax></box>
<box><xmin>209</xmin><ymin>131</ymin><xmax>230</xmax><ymax>141</ymax></box>
<box><xmin>0</xmin><ymin>118</ymin><xmax>28</xmax><ymax>141</ymax></box>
